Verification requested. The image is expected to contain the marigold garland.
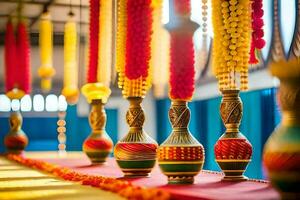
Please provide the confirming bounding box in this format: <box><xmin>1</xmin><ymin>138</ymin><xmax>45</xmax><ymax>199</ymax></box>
<box><xmin>7</xmin><ymin>154</ymin><xmax>170</xmax><ymax>200</ymax></box>
<box><xmin>151</xmin><ymin>0</ymin><xmax>170</xmax><ymax>98</ymax></box>
<box><xmin>97</xmin><ymin>0</ymin><xmax>113</xmax><ymax>87</ymax></box>
<box><xmin>38</xmin><ymin>11</ymin><xmax>55</xmax><ymax>92</ymax></box>
<box><xmin>249</xmin><ymin>0</ymin><xmax>265</xmax><ymax>64</ymax></box>
<box><xmin>117</xmin><ymin>0</ymin><xmax>153</xmax><ymax>98</ymax></box>
<box><xmin>62</xmin><ymin>13</ymin><xmax>79</xmax><ymax>104</ymax></box>
<box><xmin>174</xmin><ymin>0</ymin><xmax>191</xmax><ymax>15</ymax></box>
<box><xmin>212</xmin><ymin>0</ymin><xmax>251</xmax><ymax>91</ymax></box>
<box><xmin>169</xmin><ymin>32</ymin><xmax>195</xmax><ymax>100</ymax></box>
<box><xmin>87</xmin><ymin>0</ymin><xmax>100</xmax><ymax>83</ymax></box>
<box><xmin>17</xmin><ymin>20</ymin><xmax>31</xmax><ymax>94</ymax></box>
<box><xmin>4</xmin><ymin>19</ymin><xmax>18</xmax><ymax>93</ymax></box>
<box><xmin>116</xmin><ymin>0</ymin><xmax>127</xmax><ymax>89</ymax></box>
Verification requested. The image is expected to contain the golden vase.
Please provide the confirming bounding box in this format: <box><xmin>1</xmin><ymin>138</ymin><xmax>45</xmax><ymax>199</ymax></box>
<box><xmin>214</xmin><ymin>89</ymin><xmax>253</xmax><ymax>181</ymax></box>
<box><xmin>158</xmin><ymin>100</ymin><xmax>205</xmax><ymax>184</ymax></box>
<box><xmin>4</xmin><ymin>111</ymin><xmax>28</xmax><ymax>154</ymax></box>
<box><xmin>263</xmin><ymin>77</ymin><xmax>300</xmax><ymax>198</ymax></box>
<box><xmin>114</xmin><ymin>97</ymin><xmax>158</xmax><ymax>177</ymax></box>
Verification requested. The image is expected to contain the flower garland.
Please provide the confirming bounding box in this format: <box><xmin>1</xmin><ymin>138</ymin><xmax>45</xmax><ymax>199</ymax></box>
<box><xmin>169</xmin><ymin>32</ymin><xmax>195</xmax><ymax>100</ymax></box>
<box><xmin>169</xmin><ymin>0</ymin><xmax>195</xmax><ymax>101</ymax></box>
<box><xmin>174</xmin><ymin>0</ymin><xmax>191</xmax><ymax>15</ymax></box>
<box><xmin>4</xmin><ymin>19</ymin><xmax>18</xmax><ymax>94</ymax></box>
<box><xmin>212</xmin><ymin>0</ymin><xmax>251</xmax><ymax>91</ymax></box>
<box><xmin>38</xmin><ymin>11</ymin><xmax>55</xmax><ymax>92</ymax></box>
<box><xmin>62</xmin><ymin>13</ymin><xmax>79</xmax><ymax>105</ymax></box>
<box><xmin>17</xmin><ymin>20</ymin><xmax>31</xmax><ymax>94</ymax></box>
<box><xmin>97</xmin><ymin>0</ymin><xmax>113</xmax><ymax>87</ymax></box>
<box><xmin>87</xmin><ymin>0</ymin><xmax>100</xmax><ymax>83</ymax></box>
<box><xmin>249</xmin><ymin>0</ymin><xmax>265</xmax><ymax>64</ymax></box>
<box><xmin>117</xmin><ymin>0</ymin><xmax>153</xmax><ymax>98</ymax></box>
<box><xmin>151</xmin><ymin>0</ymin><xmax>170</xmax><ymax>98</ymax></box>
<box><xmin>7</xmin><ymin>154</ymin><xmax>170</xmax><ymax>200</ymax></box>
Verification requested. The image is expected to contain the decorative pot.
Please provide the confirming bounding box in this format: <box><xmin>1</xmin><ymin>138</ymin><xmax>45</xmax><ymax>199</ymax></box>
<box><xmin>158</xmin><ymin>100</ymin><xmax>205</xmax><ymax>184</ymax></box>
<box><xmin>114</xmin><ymin>97</ymin><xmax>158</xmax><ymax>177</ymax></box>
<box><xmin>83</xmin><ymin>99</ymin><xmax>113</xmax><ymax>164</ymax></box>
<box><xmin>4</xmin><ymin>111</ymin><xmax>28</xmax><ymax>154</ymax></box>
<box><xmin>263</xmin><ymin>78</ymin><xmax>300</xmax><ymax>198</ymax></box>
<box><xmin>214</xmin><ymin>89</ymin><xmax>252</xmax><ymax>181</ymax></box>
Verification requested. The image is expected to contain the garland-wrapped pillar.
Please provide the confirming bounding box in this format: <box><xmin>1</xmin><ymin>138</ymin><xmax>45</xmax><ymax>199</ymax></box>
<box><xmin>211</xmin><ymin>0</ymin><xmax>265</xmax><ymax>180</ymax></box>
<box><xmin>158</xmin><ymin>0</ymin><xmax>204</xmax><ymax>184</ymax></box>
<box><xmin>114</xmin><ymin>0</ymin><xmax>157</xmax><ymax>177</ymax></box>
<box><xmin>263</xmin><ymin>1</ymin><xmax>300</xmax><ymax>197</ymax></box>
<box><xmin>4</xmin><ymin>6</ymin><xmax>31</xmax><ymax>153</ymax></box>
<box><xmin>81</xmin><ymin>0</ymin><xmax>113</xmax><ymax>164</ymax></box>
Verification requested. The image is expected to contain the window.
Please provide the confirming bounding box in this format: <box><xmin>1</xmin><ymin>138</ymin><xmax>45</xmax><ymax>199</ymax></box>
<box><xmin>0</xmin><ymin>95</ymin><xmax>11</xmax><ymax>112</ymax></box>
<box><xmin>33</xmin><ymin>94</ymin><xmax>45</xmax><ymax>112</ymax></box>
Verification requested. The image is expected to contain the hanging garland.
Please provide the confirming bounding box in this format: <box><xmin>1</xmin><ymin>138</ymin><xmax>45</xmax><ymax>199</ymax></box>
<box><xmin>16</xmin><ymin>19</ymin><xmax>31</xmax><ymax>95</ymax></box>
<box><xmin>117</xmin><ymin>0</ymin><xmax>153</xmax><ymax>98</ymax></box>
<box><xmin>212</xmin><ymin>0</ymin><xmax>252</xmax><ymax>91</ymax></box>
<box><xmin>169</xmin><ymin>1</ymin><xmax>196</xmax><ymax>101</ymax></box>
<box><xmin>249</xmin><ymin>0</ymin><xmax>265</xmax><ymax>64</ymax></box>
<box><xmin>62</xmin><ymin>12</ymin><xmax>79</xmax><ymax>104</ymax></box>
<box><xmin>38</xmin><ymin>11</ymin><xmax>55</xmax><ymax>92</ymax></box>
<box><xmin>4</xmin><ymin>19</ymin><xmax>18</xmax><ymax>95</ymax></box>
<box><xmin>151</xmin><ymin>0</ymin><xmax>170</xmax><ymax>98</ymax></box>
<box><xmin>86</xmin><ymin>0</ymin><xmax>100</xmax><ymax>83</ymax></box>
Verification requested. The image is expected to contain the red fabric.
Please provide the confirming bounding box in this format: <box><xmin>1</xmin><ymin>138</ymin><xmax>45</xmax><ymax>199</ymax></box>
<box><xmin>41</xmin><ymin>157</ymin><xmax>279</xmax><ymax>200</ymax></box>
<box><xmin>87</xmin><ymin>0</ymin><xmax>100</xmax><ymax>83</ymax></box>
<box><xmin>4</xmin><ymin>20</ymin><xmax>18</xmax><ymax>92</ymax></box>
<box><xmin>16</xmin><ymin>21</ymin><xmax>31</xmax><ymax>93</ymax></box>
<box><xmin>125</xmin><ymin>0</ymin><xmax>152</xmax><ymax>79</ymax></box>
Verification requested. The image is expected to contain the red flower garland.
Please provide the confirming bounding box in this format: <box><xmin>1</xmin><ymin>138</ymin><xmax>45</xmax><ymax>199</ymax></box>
<box><xmin>174</xmin><ymin>0</ymin><xmax>191</xmax><ymax>15</ymax></box>
<box><xmin>125</xmin><ymin>0</ymin><xmax>152</xmax><ymax>79</ymax></box>
<box><xmin>17</xmin><ymin>21</ymin><xmax>31</xmax><ymax>94</ymax></box>
<box><xmin>169</xmin><ymin>32</ymin><xmax>195</xmax><ymax>100</ymax></box>
<box><xmin>7</xmin><ymin>154</ymin><xmax>170</xmax><ymax>200</ymax></box>
<box><xmin>87</xmin><ymin>0</ymin><xmax>100</xmax><ymax>83</ymax></box>
<box><xmin>4</xmin><ymin>20</ymin><xmax>18</xmax><ymax>92</ymax></box>
<box><xmin>249</xmin><ymin>0</ymin><xmax>265</xmax><ymax>64</ymax></box>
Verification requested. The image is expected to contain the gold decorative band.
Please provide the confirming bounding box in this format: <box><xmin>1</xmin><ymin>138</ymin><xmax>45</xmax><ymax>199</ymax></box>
<box><xmin>222</xmin><ymin>170</ymin><xmax>245</xmax><ymax>172</ymax></box>
<box><xmin>121</xmin><ymin>168</ymin><xmax>152</xmax><ymax>171</ymax></box>
<box><xmin>282</xmin><ymin>111</ymin><xmax>300</xmax><ymax>126</ymax></box>
<box><xmin>216</xmin><ymin>159</ymin><xmax>251</xmax><ymax>162</ymax></box>
<box><xmin>164</xmin><ymin>172</ymin><xmax>198</xmax><ymax>175</ymax></box>
<box><xmin>158</xmin><ymin>161</ymin><xmax>203</xmax><ymax>164</ymax></box>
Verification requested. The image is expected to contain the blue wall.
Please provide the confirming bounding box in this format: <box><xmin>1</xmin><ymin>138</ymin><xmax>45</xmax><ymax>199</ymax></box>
<box><xmin>0</xmin><ymin>105</ymin><xmax>118</xmax><ymax>153</ymax></box>
<box><xmin>155</xmin><ymin>88</ymin><xmax>280</xmax><ymax>179</ymax></box>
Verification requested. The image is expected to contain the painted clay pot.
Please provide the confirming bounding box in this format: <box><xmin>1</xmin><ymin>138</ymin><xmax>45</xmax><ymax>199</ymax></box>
<box><xmin>214</xmin><ymin>89</ymin><xmax>252</xmax><ymax>181</ymax></box>
<box><xmin>4</xmin><ymin>111</ymin><xmax>28</xmax><ymax>154</ymax></box>
<box><xmin>158</xmin><ymin>100</ymin><xmax>205</xmax><ymax>184</ymax></box>
<box><xmin>83</xmin><ymin>99</ymin><xmax>113</xmax><ymax>164</ymax></box>
<box><xmin>263</xmin><ymin>78</ymin><xmax>300</xmax><ymax>198</ymax></box>
<box><xmin>114</xmin><ymin>97</ymin><xmax>158</xmax><ymax>177</ymax></box>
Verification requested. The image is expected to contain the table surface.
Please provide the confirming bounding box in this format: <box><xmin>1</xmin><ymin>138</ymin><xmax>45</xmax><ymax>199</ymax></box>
<box><xmin>0</xmin><ymin>156</ymin><xmax>125</xmax><ymax>200</ymax></box>
<box><xmin>24</xmin><ymin>152</ymin><xmax>280</xmax><ymax>200</ymax></box>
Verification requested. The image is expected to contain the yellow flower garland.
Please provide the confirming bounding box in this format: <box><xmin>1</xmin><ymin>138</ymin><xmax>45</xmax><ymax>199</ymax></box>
<box><xmin>116</xmin><ymin>0</ymin><xmax>127</xmax><ymax>89</ymax></box>
<box><xmin>38</xmin><ymin>12</ymin><xmax>55</xmax><ymax>92</ymax></box>
<box><xmin>62</xmin><ymin>14</ymin><xmax>79</xmax><ymax>105</ymax></box>
<box><xmin>212</xmin><ymin>0</ymin><xmax>251</xmax><ymax>91</ymax></box>
<box><xmin>151</xmin><ymin>0</ymin><xmax>170</xmax><ymax>98</ymax></box>
<box><xmin>97</xmin><ymin>0</ymin><xmax>113</xmax><ymax>87</ymax></box>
